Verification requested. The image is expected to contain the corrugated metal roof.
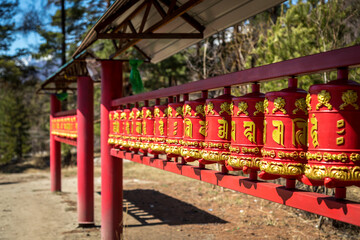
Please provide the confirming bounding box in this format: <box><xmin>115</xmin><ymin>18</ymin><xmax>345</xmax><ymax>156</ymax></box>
<box><xmin>73</xmin><ymin>0</ymin><xmax>285</xmax><ymax>63</ymax></box>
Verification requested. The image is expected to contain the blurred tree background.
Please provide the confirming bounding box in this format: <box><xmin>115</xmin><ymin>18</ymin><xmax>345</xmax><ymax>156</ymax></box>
<box><xmin>0</xmin><ymin>0</ymin><xmax>360</xmax><ymax>165</ymax></box>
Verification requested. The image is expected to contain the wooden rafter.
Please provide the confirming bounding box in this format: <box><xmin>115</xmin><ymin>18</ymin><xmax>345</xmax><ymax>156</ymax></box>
<box><xmin>98</xmin><ymin>32</ymin><xmax>203</xmax><ymax>39</ymax></box>
<box><xmin>110</xmin><ymin>0</ymin><xmax>204</xmax><ymax>59</ymax></box>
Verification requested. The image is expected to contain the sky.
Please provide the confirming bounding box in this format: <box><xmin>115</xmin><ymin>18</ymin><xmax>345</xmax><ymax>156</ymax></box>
<box><xmin>9</xmin><ymin>0</ymin><xmax>56</xmax><ymax>56</ymax></box>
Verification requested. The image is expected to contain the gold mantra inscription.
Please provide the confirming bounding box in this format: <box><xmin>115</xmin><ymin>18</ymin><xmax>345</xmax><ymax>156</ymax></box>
<box><xmin>244</xmin><ymin>121</ymin><xmax>256</xmax><ymax>144</ymax></box>
<box><xmin>173</xmin><ymin>121</ymin><xmax>178</xmax><ymax>136</ymax></box>
<box><xmin>159</xmin><ymin>119</ymin><xmax>165</xmax><ymax>136</ymax></box>
<box><xmin>306</xmin><ymin>93</ymin><xmax>312</xmax><ymax>111</ymax></box>
<box><xmin>340</xmin><ymin>90</ymin><xmax>359</xmax><ymax>110</ymax></box>
<box><xmin>135</xmin><ymin>122</ymin><xmax>142</xmax><ymax>134</ymax></box>
<box><xmin>231</xmin><ymin>121</ymin><xmax>236</xmax><ymax>141</ymax></box>
<box><xmin>184</xmin><ymin>119</ymin><xmax>193</xmax><ymax>138</ymax></box>
<box><xmin>272</xmin><ymin>120</ymin><xmax>284</xmax><ymax>146</ymax></box>
<box><xmin>142</xmin><ymin>122</ymin><xmax>147</xmax><ymax>135</ymax></box>
<box><xmin>199</xmin><ymin>120</ymin><xmax>208</xmax><ymax>137</ymax></box>
<box><xmin>336</xmin><ymin>119</ymin><xmax>345</xmax><ymax>145</ymax></box>
<box><xmin>218</xmin><ymin>118</ymin><xmax>229</xmax><ymax>139</ymax></box>
<box><xmin>310</xmin><ymin>114</ymin><xmax>319</xmax><ymax>148</ymax></box>
<box><xmin>263</xmin><ymin>119</ymin><xmax>267</xmax><ymax>144</ymax></box>
<box><xmin>113</xmin><ymin>122</ymin><xmax>120</xmax><ymax>133</ymax></box>
<box><xmin>206</xmin><ymin>102</ymin><xmax>215</xmax><ymax>115</ymax></box>
<box><xmin>125</xmin><ymin>122</ymin><xmax>130</xmax><ymax>134</ymax></box>
<box><xmin>292</xmin><ymin>118</ymin><xmax>307</xmax><ymax>147</ymax></box>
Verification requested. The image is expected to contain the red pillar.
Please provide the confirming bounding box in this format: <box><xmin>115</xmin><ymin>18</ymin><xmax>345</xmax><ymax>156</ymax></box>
<box><xmin>101</xmin><ymin>61</ymin><xmax>123</xmax><ymax>239</ymax></box>
<box><xmin>77</xmin><ymin>76</ymin><xmax>94</xmax><ymax>226</ymax></box>
<box><xmin>50</xmin><ymin>95</ymin><xmax>61</xmax><ymax>192</ymax></box>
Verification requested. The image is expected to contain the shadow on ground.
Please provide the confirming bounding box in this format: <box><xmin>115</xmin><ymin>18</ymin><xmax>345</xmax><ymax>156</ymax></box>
<box><xmin>0</xmin><ymin>157</ymin><xmax>49</xmax><ymax>173</ymax></box>
<box><xmin>122</xmin><ymin>189</ymin><xmax>228</xmax><ymax>227</ymax></box>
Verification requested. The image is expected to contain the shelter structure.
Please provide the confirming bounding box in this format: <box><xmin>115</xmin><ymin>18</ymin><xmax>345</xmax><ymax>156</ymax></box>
<box><xmin>39</xmin><ymin>0</ymin><xmax>360</xmax><ymax>239</ymax></box>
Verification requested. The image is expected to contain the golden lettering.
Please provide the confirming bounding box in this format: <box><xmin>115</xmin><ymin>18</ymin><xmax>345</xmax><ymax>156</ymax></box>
<box><xmin>231</xmin><ymin>121</ymin><xmax>236</xmax><ymax>141</ymax></box>
<box><xmin>159</xmin><ymin>119</ymin><xmax>164</xmax><ymax>136</ymax></box>
<box><xmin>292</xmin><ymin>118</ymin><xmax>307</xmax><ymax>147</ymax></box>
<box><xmin>173</xmin><ymin>121</ymin><xmax>178</xmax><ymax>136</ymax></box>
<box><xmin>244</xmin><ymin>121</ymin><xmax>256</xmax><ymax>144</ymax></box>
<box><xmin>184</xmin><ymin>119</ymin><xmax>193</xmax><ymax>138</ymax></box>
<box><xmin>136</xmin><ymin>122</ymin><xmax>142</xmax><ymax>134</ymax></box>
<box><xmin>199</xmin><ymin>120</ymin><xmax>208</xmax><ymax>137</ymax></box>
<box><xmin>263</xmin><ymin>120</ymin><xmax>267</xmax><ymax>144</ymax></box>
<box><xmin>125</xmin><ymin>122</ymin><xmax>130</xmax><ymax>135</ymax></box>
<box><xmin>310</xmin><ymin>114</ymin><xmax>319</xmax><ymax>148</ymax></box>
<box><xmin>113</xmin><ymin>122</ymin><xmax>120</xmax><ymax>134</ymax></box>
<box><xmin>272</xmin><ymin>120</ymin><xmax>284</xmax><ymax>146</ymax></box>
<box><xmin>336</xmin><ymin>119</ymin><xmax>345</xmax><ymax>146</ymax></box>
<box><xmin>218</xmin><ymin>118</ymin><xmax>229</xmax><ymax>139</ymax></box>
<box><xmin>142</xmin><ymin>122</ymin><xmax>147</xmax><ymax>135</ymax></box>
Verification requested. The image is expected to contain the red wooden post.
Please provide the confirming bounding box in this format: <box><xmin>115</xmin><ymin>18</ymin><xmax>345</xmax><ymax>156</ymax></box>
<box><xmin>101</xmin><ymin>60</ymin><xmax>123</xmax><ymax>239</ymax></box>
<box><xmin>77</xmin><ymin>76</ymin><xmax>94</xmax><ymax>226</ymax></box>
<box><xmin>50</xmin><ymin>94</ymin><xmax>61</xmax><ymax>192</ymax></box>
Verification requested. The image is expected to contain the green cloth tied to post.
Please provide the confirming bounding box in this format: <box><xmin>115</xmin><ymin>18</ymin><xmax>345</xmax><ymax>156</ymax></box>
<box><xmin>56</xmin><ymin>92</ymin><xmax>68</xmax><ymax>101</ymax></box>
<box><xmin>129</xmin><ymin>59</ymin><xmax>144</xmax><ymax>94</ymax></box>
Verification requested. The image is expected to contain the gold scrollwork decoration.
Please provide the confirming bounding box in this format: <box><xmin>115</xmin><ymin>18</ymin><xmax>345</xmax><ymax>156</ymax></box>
<box><xmin>183</xmin><ymin>105</ymin><xmax>192</xmax><ymax>117</ymax></box>
<box><xmin>264</xmin><ymin>98</ymin><xmax>269</xmax><ymax>114</ymax></box>
<box><xmin>120</xmin><ymin>112</ymin><xmax>127</xmax><ymax>119</ymax></box>
<box><xmin>154</xmin><ymin>108</ymin><xmax>160</xmax><ymax>117</ymax></box>
<box><xmin>305</xmin><ymin>165</ymin><xmax>360</xmax><ymax>181</ymax></box>
<box><xmin>113</xmin><ymin>112</ymin><xmax>119</xmax><ymax>120</ymax></box>
<box><xmin>293</xmin><ymin>98</ymin><xmax>308</xmax><ymax>114</ymax></box>
<box><xmin>175</xmin><ymin>106</ymin><xmax>183</xmax><ymax>117</ymax></box>
<box><xmin>306</xmin><ymin>152</ymin><xmax>348</xmax><ymax>162</ymax></box>
<box><xmin>340</xmin><ymin>90</ymin><xmax>359</xmax><ymax>110</ymax></box>
<box><xmin>306</xmin><ymin>93</ymin><xmax>312</xmax><ymax>111</ymax></box>
<box><xmin>195</xmin><ymin>104</ymin><xmax>205</xmax><ymax>117</ymax></box>
<box><xmin>219</xmin><ymin>102</ymin><xmax>232</xmax><ymax>115</ymax></box>
<box><xmin>236</xmin><ymin>102</ymin><xmax>249</xmax><ymax>116</ymax></box>
<box><xmin>227</xmin><ymin>156</ymin><xmax>261</xmax><ymax>169</ymax></box>
<box><xmin>254</xmin><ymin>101</ymin><xmax>264</xmax><ymax>116</ymax></box>
<box><xmin>167</xmin><ymin>107</ymin><xmax>173</xmax><ymax>117</ymax></box>
<box><xmin>206</xmin><ymin>102</ymin><xmax>215</xmax><ymax>115</ymax></box>
<box><xmin>145</xmin><ymin>109</ymin><xmax>152</xmax><ymax>118</ymax></box>
<box><xmin>135</xmin><ymin>110</ymin><xmax>142</xmax><ymax>119</ymax></box>
<box><xmin>129</xmin><ymin>111</ymin><xmax>134</xmax><ymax>120</ymax></box>
<box><xmin>260</xmin><ymin>161</ymin><xmax>304</xmax><ymax>176</ymax></box>
<box><xmin>272</xmin><ymin>97</ymin><xmax>287</xmax><ymax>114</ymax></box>
<box><xmin>201</xmin><ymin>150</ymin><xmax>230</xmax><ymax>162</ymax></box>
<box><xmin>316</xmin><ymin>90</ymin><xmax>332</xmax><ymax>110</ymax></box>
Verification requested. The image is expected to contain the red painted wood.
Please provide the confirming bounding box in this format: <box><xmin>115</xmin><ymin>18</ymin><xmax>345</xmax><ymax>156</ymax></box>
<box><xmin>77</xmin><ymin>76</ymin><xmax>94</xmax><ymax>226</ymax></box>
<box><xmin>50</xmin><ymin>95</ymin><xmax>61</xmax><ymax>192</ymax></box>
<box><xmin>111</xmin><ymin>149</ymin><xmax>360</xmax><ymax>227</ymax></box>
<box><xmin>101</xmin><ymin>60</ymin><xmax>124</xmax><ymax>240</ymax></box>
<box><xmin>54</xmin><ymin>109</ymin><xmax>77</xmax><ymax>117</ymax></box>
<box><xmin>112</xmin><ymin>45</ymin><xmax>360</xmax><ymax>106</ymax></box>
<box><xmin>54</xmin><ymin>136</ymin><xmax>77</xmax><ymax>146</ymax></box>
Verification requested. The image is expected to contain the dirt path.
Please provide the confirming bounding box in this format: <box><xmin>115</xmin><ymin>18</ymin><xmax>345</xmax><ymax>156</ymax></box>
<box><xmin>1</xmin><ymin>161</ymin><xmax>359</xmax><ymax>239</ymax></box>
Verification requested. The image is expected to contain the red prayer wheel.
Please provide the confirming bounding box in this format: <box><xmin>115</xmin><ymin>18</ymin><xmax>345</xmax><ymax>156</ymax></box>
<box><xmin>120</xmin><ymin>108</ymin><xmax>131</xmax><ymax>150</ymax></box>
<box><xmin>108</xmin><ymin>109</ymin><xmax>122</xmax><ymax>146</ymax></box>
<box><xmin>259</xmin><ymin>78</ymin><xmax>308</xmax><ymax>179</ymax></box>
<box><xmin>149</xmin><ymin>103</ymin><xmax>168</xmax><ymax>154</ymax></box>
<box><xmin>302</xmin><ymin>68</ymin><xmax>360</xmax><ymax>188</ymax></box>
<box><xmin>140</xmin><ymin>106</ymin><xmax>155</xmax><ymax>153</ymax></box>
<box><xmin>166</xmin><ymin>102</ymin><xmax>184</xmax><ymax>157</ymax></box>
<box><xmin>201</xmin><ymin>87</ymin><xmax>233</xmax><ymax>164</ymax></box>
<box><xmin>180</xmin><ymin>93</ymin><xmax>207</xmax><ymax>162</ymax></box>
<box><xmin>227</xmin><ymin>84</ymin><xmax>265</xmax><ymax>173</ymax></box>
<box><xmin>129</xmin><ymin>107</ymin><xmax>142</xmax><ymax>152</ymax></box>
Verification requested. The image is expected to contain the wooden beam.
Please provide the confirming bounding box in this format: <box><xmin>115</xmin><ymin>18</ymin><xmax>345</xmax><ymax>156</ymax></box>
<box><xmin>113</xmin><ymin>1</ymin><xmax>148</xmax><ymax>34</ymax></box>
<box><xmin>153</xmin><ymin>0</ymin><xmax>167</xmax><ymax>18</ymax></box>
<box><xmin>159</xmin><ymin>0</ymin><xmax>205</xmax><ymax>33</ymax></box>
<box><xmin>139</xmin><ymin>0</ymin><xmax>153</xmax><ymax>33</ymax></box>
<box><xmin>94</xmin><ymin>0</ymin><xmax>140</xmax><ymax>32</ymax></box>
<box><xmin>98</xmin><ymin>32</ymin><xmax>203</xmax><ymax>39</ymax></box>
<box><xmin>133</xmin><ymin>45</ymin><xmax>151</xmax><ymax>61</ymax></box>
<box><xmin>111</xmin><ymin>0</ymin><xmax>204</xmax><ymax>59</ymax></box>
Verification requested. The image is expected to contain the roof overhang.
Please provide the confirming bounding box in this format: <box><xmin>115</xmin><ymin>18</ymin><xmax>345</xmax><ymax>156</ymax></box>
<box><xmin>73</xmin><ymin>0</ymin><xmax>285</xmax><ymax>63</ymax></box>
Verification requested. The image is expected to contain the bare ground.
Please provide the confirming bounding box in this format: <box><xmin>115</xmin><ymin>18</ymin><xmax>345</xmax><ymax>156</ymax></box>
<box><xmin>1</xmin><ymin>159</ymin><xmax>360</xmax><ymax>240</ymax></box>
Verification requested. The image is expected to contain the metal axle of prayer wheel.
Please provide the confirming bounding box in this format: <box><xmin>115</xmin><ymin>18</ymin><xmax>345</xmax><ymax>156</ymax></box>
<box><xmin>301</xmin><ymin>68</ymin><xmax>360</xmax><ymax>189</ymax></box>
<box><xmin>181</xmin><ymin>91</ymin><xmax>208</xmax><ymax>162</ymax></box>
<box><xmin>201</xmin><ymin>87</ymin><xmax>233</xmax><ymax>165</ymax></box>
<box><xmin>108</xmin><ymin>109</ymin><xmax>122</xmax><ymax>146</ymax></box>
<box><xmin>166</xmin><ymin>95</ymin><xmax>187</xmax><ymax>158</ymax></box>
<box><xmin>227</xmin><ymin>83</ymin><xmax>265</xmax><ymax>178</ymax></box>
<box><xmin>140</xmin><ymin>100</ymin><xmax>154</xmax><ymax>154</ymax></box>
<box><xmin>259</xmin><ymin>78</ymin><xmax>308</xmax><ymax>181</ymax></box>
<box><xmin>120</xmin><ymin>106</ymin><xmax>131</xmax><ymax>151</ymax></box>
<box><xmin>128</xmin><ymin>104</ymin><xmax>142</xmax><ymax>153</ymax></box>
<box><xmin>149</xmin><ymin>98</ymin><xmax>169</xmax><ymax>154</ymax></box>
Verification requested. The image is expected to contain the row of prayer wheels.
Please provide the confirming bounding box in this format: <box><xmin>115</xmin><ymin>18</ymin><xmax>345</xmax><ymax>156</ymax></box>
<box><xmin>108</xmin><ymin>68</ymin><xmax>360</xmax><ymax>188</ymax></box>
